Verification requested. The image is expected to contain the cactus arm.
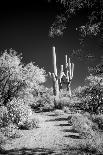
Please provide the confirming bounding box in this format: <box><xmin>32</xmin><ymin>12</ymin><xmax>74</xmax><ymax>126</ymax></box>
<box><xmin>71</xmin><ymin>63</ymin><xmax>74</xmax><ymax>79</ymax></box>
<box><xmin>52</xmin><ymin>46</ymin><xmax>57</xmax><ymax>76</ymax></box>
<box><xmin>64</xmin><ymin>55</ymin><xmax>74</xmax><ymax>96</ymax></box>
<box><xmin>65</xmin><ymin>55</ymin><xmax>68</xmax><ymax>68</ymax></box>
<box><xmin>48</xmin><ymin>72</ymin><xmax>51</xmax><ymax>77</ymax></box>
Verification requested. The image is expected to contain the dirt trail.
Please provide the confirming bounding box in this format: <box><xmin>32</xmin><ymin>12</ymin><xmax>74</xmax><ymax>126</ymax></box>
<box><xmin>1</xmin><ymin>110</ymin><xmax>85</xmax><ymax>154</ymax></box>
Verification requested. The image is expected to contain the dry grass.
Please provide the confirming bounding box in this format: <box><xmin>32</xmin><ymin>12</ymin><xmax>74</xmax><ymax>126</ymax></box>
<box><xmin>71</xmin><ymin>112</ymin><xmax>103</xmax><ymax>154</ymax></box>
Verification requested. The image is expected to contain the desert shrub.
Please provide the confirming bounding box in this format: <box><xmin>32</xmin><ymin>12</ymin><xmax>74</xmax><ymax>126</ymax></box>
<box><xmin>7</xmin><ymin>97</ymin><xmax>39</xmax><ymax>129</ymax></box>
<box><xmin>71</xmin><ymin>113</ymin><xmax>98</xmax><ymax>139</ymax></box>
<box><xmin>55</xmin><ymin>96</ymin><xmax>84</xmax><ymax>113</ymax></box>
<box><xmin>0</xmin><ymin>131</ymin><xmax>8</xmax><ymax>145</ymax></box>
<box><xmin>0</xmin><ymin>106</ymin><xmax>10</xmax><ymax>128</ymax></box>
<box><xmin>0</xmin><ymin>49</ymin><xmax>46</xmax><ymax>110</ymax></box>
<box><xmin>19</xmin><ymin>88</ymin><xmax>35</xmax><ymax>106</ymax></box>
<box><xmin>53</xmin><ymin>96</ymin><xmax>77</xmax><ymax>110</ymax></box>
<box><xmin>72</xmin><ymin>79</ymin><xmax>103</xmax><ymax>114</ymax></box>
<box><xmin>0</xmin><ymin>50</ymin><xmax>25</xmax><ymax>106</ymax></box>
<box><xmin>91</xmin><ymin>114</ymin><xmax>103</xmax><ymax>131</ymax></box>
<box><xmin>18</xmin><ymin>117</ymin><xmax>38</xmax><ymax>130</ymax></box>
<box><xmin>57</xmin><ymin>97</ymin><xmax>71</xmax><ymax>107</ymax></box>
<box><xmin>79</xmin><ymin>131</ymin><xmax>103</xmax><ymax>154</ymax></box>
<box><xmin>59</xmin><ymin>88</ymin><xmax>71</xmax><ymax>98</ymax></box>
<box><xmin>62</xmin><ymin>106</ymin><xmax>73</xmax><ymax>114</ymax></box>
<box><xmin>71</xmin><ymin>112</ymin><xmax>103</xmax><ymax>154</ymax></box>
<box><xmin>81</xmin><ymin>84</ymin><xmax>103</xmax><ymax>114</ymax></box>
<box><xmin>29</xmin><ymin>87</ymin><xmax>55</xmax><ymax>112</ymax></box>
<box><xmin>33</xmin><ymin>95</ymin><xmax>54</xmax><ymax>112</ymax></box>
<box><xmin>0</xmin><ymin>123</ymin><xmax>20</xmax><ymax>139</ymax></box>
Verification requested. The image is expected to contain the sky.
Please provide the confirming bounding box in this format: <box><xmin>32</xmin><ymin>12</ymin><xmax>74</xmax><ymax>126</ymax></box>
<box><xmin>0</xmin><ymin>0</ymin><xmax>103</xmax><ymax>90</ymax></box>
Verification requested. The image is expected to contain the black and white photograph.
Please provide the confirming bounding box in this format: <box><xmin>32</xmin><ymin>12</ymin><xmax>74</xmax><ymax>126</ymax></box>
<box><xmin>0</xmin><ymin>0</ymin><xmax>103</xmax><ymax>154</ymax></box>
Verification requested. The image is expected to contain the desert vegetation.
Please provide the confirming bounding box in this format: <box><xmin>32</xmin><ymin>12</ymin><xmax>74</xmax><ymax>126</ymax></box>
<box><xmin>0</xmin><ymin>49</ymin><xmax>47</xmax><ymax>142</ymax></box>
<box><xmin>0</xmin><ymin>48</ymin><xmax>103</xmax><ymax>154</ymax></box>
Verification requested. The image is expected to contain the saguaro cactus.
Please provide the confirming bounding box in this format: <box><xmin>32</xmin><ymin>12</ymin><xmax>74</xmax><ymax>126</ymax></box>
<box><xmin>64</xmin><ymin>55</ymin><xmax>74</xmax><ymax>96</ymax></box>
<box><xmin>49</xmin><ymin>46</ymin><xmax>59</xmax><ymax>98</ymax></box>
<box><xmin>49</xmin><ymin>46</ymin><xmax>74</xmax><ymax>98</ymax></box>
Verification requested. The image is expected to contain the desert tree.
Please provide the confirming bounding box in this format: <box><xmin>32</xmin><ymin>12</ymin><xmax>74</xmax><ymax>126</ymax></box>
<box><xmin>0</xmin><ymin>49</ymin><xmax>24</xmax><ymax>106</ymax></box>
<box><xmin>49</xmin><ymin>0</ymin><xmax>103</xmax><ymax>44</ymax></box>
<box><xmin>0</xmin><ymin>49</ymin><xmax>46</xmax><ymax>106</ymax></box>
<box><xmin>72</xmin><ymin>62</ymin><xmax>103</xmax><ymax>114</ymax></box>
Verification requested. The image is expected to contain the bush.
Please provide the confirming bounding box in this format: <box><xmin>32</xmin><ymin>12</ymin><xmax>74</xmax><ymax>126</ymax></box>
<box><xmin>0</xmin><ymin>106</ymin><xmax>10</xmax><ymax>128</ymax></box>
<box><xmin>0</xmin><ymin>131</ymin><xmax>8</xmax><ymax>145</ymax></box>
<box><xmin>7</xmin><ymin>97</ymin><xmax>39</xmax><ymax>129</ymax></box>
<box><xmin>70</xmin><ymin>113</ymin><xmax>103</xmax><ymax>154</ymax></box>
<box><xmin>0</xmin><ymin>123</ymin><xmax>20</xmax><ymax>139</ymax></box>
<box><xmin>30</xmin><ymin>91</ymin><xmax>55</xmax><ymax>112</ymax></box>
<box><xmin>72</xmin><ymin>82</ymin><xmax>103</xmax><ymax>114</ymax></box>
<box><xmin>62</xmin><ymin>106</ymin><xmax>73</xmax><ymax>114</ymax></box>
<box><xmin>18</xmin><ymin>118</ymin><xmax>39</xmax><ymax>130</ymax></box>
<box><xmin>92</xmin><ymin>114</ymin><xmax>103</xmax><ymax>131</ymax></box>
<box><xmin>56</xmin><ymin>97</ymin><xmax>71</xmax><ymax>107</ymax></box>
<box><xmin>71</xmin><ymin>113</ymin><xmax>97</xmax><ymax>139</ymax></box>
<box><xmin>79</xmin><ymin>131</ymin><xmax>103</xmax><ymax>154</ymax></box>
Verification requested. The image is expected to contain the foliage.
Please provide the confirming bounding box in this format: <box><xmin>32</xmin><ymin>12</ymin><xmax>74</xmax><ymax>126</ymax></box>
<box><xmin>30</xmin><ymin>87</ymin><xmax>55</xmax><ymax>112</ymax></box>
<box><xmin>92</xmin><ymin>114</ymin><xmax>103</xmax><ymax>131</ymax></box>
<box><xmin>22</xmin><ymin>62</ymin><xmax>46</xmax><ymax>90</ymax></box>
<box><xmin>0</xmin><ymin>49</ymin><xmax>46</xmax><ymax>132</ymax></box>
<box><xmin>74</xmin><ymin>85</ymin><xmax>103</xmax><ymax>114</ymax></box>
<box><xmin>0</xmin><ymin>106</ymin><xmax>10</xmax><ymax>128</ymax></box>
<box><xmin>71</xmin><ymin>113</ymin><xmax>96</xmax><ymax>139</ymax></box>
<box><xmin>59</xmin><ymin>88</ymin><xmax>72</xmax><ymax>97</ymax></box>
<box><xmin>0</xmin><ymin>49</ymin><xmax>46</xmax><ymax>107</ymax></box>
<box><xmin>0</xmin><ymin>49</ymin><xmax>24</xmax><ymax>106</ymax></box>
<box><xmin>6</xmin><ymin>97</ymin><xmax>39</xmax><ymax>129</ymax></box>
<box><xmin>70</xmin><ymin>110</ymin><xmax>103</xmax><ymax>153</ymax></box>
<box><xmin>49</xmin><ymin>0</ymin><xmax>103</xmax><ymax>42</ymax></box>
<box><xmin>0</xmin><ymin>123</ymin><xmax>20</xmax><ymax>139</ymax></box>
<box><xmin>88</xmin><ymin>62</ymin><xmax>103</xmax><ymax>76</ymax></box>
<box><xmin>72</xmin><ymin>65</ymin><xmax>103</xmax><ymax>114</ymax></box>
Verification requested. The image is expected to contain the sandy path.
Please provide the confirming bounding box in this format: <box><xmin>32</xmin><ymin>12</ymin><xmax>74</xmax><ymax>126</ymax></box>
<box><xmin>1</xmin><ymin>110</ymin><xmax>85</xmax><ymax>154</ymax></box>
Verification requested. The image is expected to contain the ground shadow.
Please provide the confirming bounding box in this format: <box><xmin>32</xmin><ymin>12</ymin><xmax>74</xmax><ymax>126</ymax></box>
<box><xmin>0</xmin><ymin>147</ymin><xmax>55</xmax><ymax>155</ymax></box>
<box><xmin>67</xmin><ymin>116</ymin><xmax>72</xmax><ymax>120</ymax></box>
<box><xmin>56</xmin><ymin>123</ymin><xmax>72</xmax><ymax>127</ymax></box>
<box><xmin>78</xmin><ymin>147</ymin><xmax>97</xmax><ymax>154</ymax></box>
<box><xmin>64</xmin><ymin>135</ymin><xmax>81</xmax><ymax>139</ymax></box>
<box><xmin>62</xmin><ymin>146</ymin><xmax>97</xmax><ymax>155</ymax></box>
<box><xmin>62</xmin><ymin>129</ymin><xmax>79</xmax><ymax>133</ymax></box>
<box><xmin>0</xmin><ymin>147</ymin><xmax>95</xmax><ymax>155</ymax></box>
<box><xmin>46</xmin><ymin>117</ymin><xmax>69</xmax><ymax>122</ymax></box>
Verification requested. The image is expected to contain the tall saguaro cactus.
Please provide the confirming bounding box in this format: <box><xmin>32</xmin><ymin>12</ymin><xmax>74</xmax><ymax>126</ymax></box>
<box><xmin>64</xmin><ymin>55</ymin><xmax>74</xmax><ymax>96</ymax></box>
<box><xmin>49</xmin><ymin>46</ymin><xmax>74</xmax><ymax>98</ymax></box>
<box><xmin>49</xmin><ymin>47</ymin><xmax>59</xmax><ymax>98</ymax></box>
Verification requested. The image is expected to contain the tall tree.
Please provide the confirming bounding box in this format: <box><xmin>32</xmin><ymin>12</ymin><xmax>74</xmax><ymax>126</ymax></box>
<box><xmin>49</xmin><ymin>0</ymin><xmax>103</xmax><ymax>44</ymax></box>
<box><xmin>0</xmin><ymin>49</ymin><xmax>46</xmax><ymax>106</ymax></box>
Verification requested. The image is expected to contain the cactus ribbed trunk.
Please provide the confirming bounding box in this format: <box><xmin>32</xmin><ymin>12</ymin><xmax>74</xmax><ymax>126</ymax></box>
<box><xmin>53</xmin><ymin>80</ymin><xmax>59</xmax><ymax>97</ymax></box>
<box><xmin>52</xmin><ymin>46</ymin><xmax>59</xmax><ymax>98</ymax></box>
<box><xmin>65</xmin><ymin>55</ymin><xmax>74</xmax><ymax>97</ymax></box>
<box><xmin>67</xmin><ymin>83</ymin><xmax>71</xmax><ymax>97</ymax></box>
<box><xmin>49</xmin><ymin>46</ymin><xmax>74</xmax><ymax>99</ymax></box>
